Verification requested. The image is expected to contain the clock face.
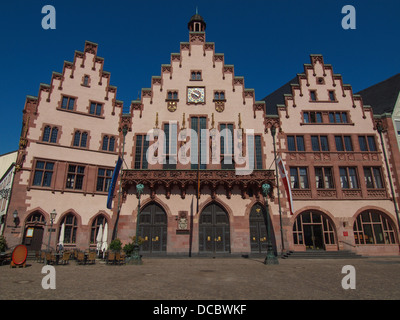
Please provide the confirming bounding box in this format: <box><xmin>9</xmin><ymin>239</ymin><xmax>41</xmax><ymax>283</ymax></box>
<box><xmin>188</xmin><ymin>87</ymin><xmax>205</xmax><ymax>104</ymax></box>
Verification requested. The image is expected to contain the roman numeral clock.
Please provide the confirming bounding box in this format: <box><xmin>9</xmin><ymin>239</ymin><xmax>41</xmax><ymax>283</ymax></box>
<box><xmin>187</xmin><ymin>87</ymin><xmax>205</xmax><ymax>104</ymax></box>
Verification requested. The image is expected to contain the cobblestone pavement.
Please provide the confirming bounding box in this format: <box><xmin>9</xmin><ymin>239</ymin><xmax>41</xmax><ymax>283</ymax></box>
<box><xmin>1</xmin><ymin>256</ymin><xmax>400</xmax><ymax>300</ymax></box>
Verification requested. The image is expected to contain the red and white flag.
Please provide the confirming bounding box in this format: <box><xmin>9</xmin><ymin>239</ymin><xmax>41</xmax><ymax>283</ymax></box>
<box><xmin>276</xmin><ymin>156</ymin><xmax>294</xmax><ymax>215</ymax></box>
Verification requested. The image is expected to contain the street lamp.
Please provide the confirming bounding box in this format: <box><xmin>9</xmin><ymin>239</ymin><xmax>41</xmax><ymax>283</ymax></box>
<box><xmin>12</xmin><ymin>210</ymin><xmax>20</xmax><ymax>227</ymax></box>
<box><xmin>45</xmin><ymin>209</ymin><xmax>57</xmax><ymax>264</ymax></box>
<box><xmin>271</xmin><ymin>125</ymin><xmax>285</xmax><ymax>254</ymax></box>
<box><xmin>129</xmin><ymin>184</ymin><xmax>144</xmax><ymax>265</ymax></box>
<box><xmin>262</xmin><ymin>183</ymin><xmax>279</xmax><ymax>265</ymax></box>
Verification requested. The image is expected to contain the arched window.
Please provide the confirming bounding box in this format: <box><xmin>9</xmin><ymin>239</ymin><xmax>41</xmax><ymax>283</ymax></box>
<box><xmin>109</xmin><ymin>137</ymin><xmax>115</xmax><ymax>151</ymax></box>
<box><xmin>102</xmin><ymin>136</ymin><xmax>109</xmax><ymax>150</ymax></box>
<box><xmin>60</xmin><ymin>213</ymin><xmax>78</xmax><ymax>244</ymax></box>
<box><xmin>293</xmin><ymin>211</ymin><xmax>336</xmax><ymax>250</ymax></box>
<box><xmin>43</xmin><ymin>126</ymin><xmax>51</xmax><ymax>142</ymax></box>
<box><xmin>353</xmin><ymin>211</ymin><xmax>398</xmax><ymax>245</ymax></box>
<box><xmin>102</xmin><ymin>136</ymin><xmax>115</xmax><ymax>152</ymax></box>
<box><xmin>50</xmin><ymin>127</ymin><xmax>58</xmax><ymax>143</ymax></box>
<box><xmin>26</xmin><ymin>212</ymin><xmax>46</xmax><ymax>224</ymax></box>
<box><xmin>73</xmin><ymin>131</ymin><xmax>81</xmax><ymax>147</ymax></box>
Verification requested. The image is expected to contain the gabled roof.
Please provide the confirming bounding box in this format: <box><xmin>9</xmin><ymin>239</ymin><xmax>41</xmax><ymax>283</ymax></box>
<box><xmin>261</xmin><ymin>77</ymin><xmax>298</xmax><ymax>115</ymax></box>
<box><xmin>357</xmin><ymin>73</ymin><xmax>400</xmax><ymax>115</ymax></box>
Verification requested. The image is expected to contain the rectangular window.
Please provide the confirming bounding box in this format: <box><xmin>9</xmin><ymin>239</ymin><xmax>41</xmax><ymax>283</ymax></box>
<box><xmin>33</xmin><ymin>161</ymin><xmax>54</xmax><ymax>187</ymax></box>
<box><xmin>96</xmin><ymin>168</ymin><xmax>113</xmax><ymax>192</ymax></box>
<box><xmin>61</xmin><ymin>96</ymin><xmax>75</xmax><ymax>111</ymax></box>
<box><xmin>329</xmin><ymin>91</ymin><xmax>335</xmax><ymax>101</ymax></box>
<box><xmin>311</xmin><ymin>135</ymin><xmax>329</xmax><ymax>152</ymax></box>
<box><xmin>290</xmin><ymin>167</ymin><xmax>309</xmax><ymax>189</ymax></box>
<box><xmin>134</xmin><ymin>135</ymin><xmax>149</xmax><ymax>169</ymax></box>
<box><xmin>190</xmin><ymin>117</ymin><xmax>207</xmax><ymax>170</ymax></box>
<box><xmin>315</xmin><ymin>167</ymin><xmax>334</xmax><ymax>189</ymax></box>
<box><xmin>303</xmin><ymin>111</ymin><xmax>322</xmax><ymax>123</ymax></box>
<box><xmin>310</xmin><ymin>91</ymin><xmax>317</xmax><ymax>101</ymax></box>
<box><xmin>220</xmin><ymin>122</ymin><xmax>234</xmax><ymax>169</ymax></box>
<box><xmin>167</xmin><ymin>91</ymin><xmax>178</xmax><ymax>100</ymax></box>
<box><xmin>359</xmin><ymin>135</ymin><xmax>377</xmax><ymax>151</ymax></box>
<box><xmin>364</xmin><ymin>167</ymin><xmax>383</xmax><ymax>189</ymax></box>
<box><xmin>163</xmin><ymin>122</ymin><xmax>177</xmax><ymax>169</ymax></box>
<box><xmin>335</xmin><ymin>136</ymin><xmax>353</xmax><ymax>151</ymax></box>
<box><xmin>214</xmin><ymin>91</ymin><xmax>225</xmax><ymax>100</ymax></box>
<box><xmin>329</xmin><ymin>112</ymin><xmax>349</xmax><ymax>124</ymax></box>
<box><xmin>339</xmin><ymin>167</ymin><xmax>358</xmax><ymax>189</ymax></box>
<box><xmin>191</xmin><ymin>71</ymin><xmax>202</xmax><ymax>81</ymax></box>
<box><xmin>287</xmin><ymin>135</ymin><xmax>305</xmax><ymax>151</ymax></box>
<box><xmin>66</xmin><ymin>164</ymin><xmax>85</xmax><ymax>190</ymax></box>
<box><xmin>89</xmin><ymin>102</ymin><xmax>102</xmax><ymax>116</ymax></box>
<box><xmin>344</xmin><ymin>136</ymin><xmax>353</xmax><ymax>151</ymax></box>
<box><xmin>255</xmin><ymin>135</ymin><xmax>263</xmax><ymax>169</ymax></box>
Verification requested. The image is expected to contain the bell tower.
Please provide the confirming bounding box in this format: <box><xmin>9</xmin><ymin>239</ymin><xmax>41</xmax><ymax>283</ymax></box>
<box><xmin>187</xmin><ymin>9</ymin><xmax>206</xmax><ymax>32</ymax></box>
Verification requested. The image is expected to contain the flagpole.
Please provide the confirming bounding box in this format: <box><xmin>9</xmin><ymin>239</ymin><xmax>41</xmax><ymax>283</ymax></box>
<box><xmin>112</xmin><ymin>126</ymin><xmax>127</xmax><ymax>241</ymax></box>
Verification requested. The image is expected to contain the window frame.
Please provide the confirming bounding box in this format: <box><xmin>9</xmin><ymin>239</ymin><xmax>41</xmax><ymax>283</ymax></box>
<box><xmin>339</xmin><ymin>167</ymin><xmax>359</xmax><ymax>189</ymax></box>
<box><xmin>314</xmin><ymin>167</ymin><xmax>334</xmax><ymax>189</ymax></box>
<box><xmin>60</xmin><ymin>95</ymin><xmax>76</xmax><ymax>111</ymax></box>
<box><xmin>353</xmin><ymin>211</ymin><xmax>397</xmax><ymax>245</ymax></box>
<box><xmin>290</xmin><ymin>167</ymin><xmax>309</xmax><ymax>189</ymax></box>
<box><xmin>287</xmin><ymin>135</ymin><xmax>305</xmax><ymax>152</ymax></box>
<box><xmin>65</xmin><ymin>164</ymin><xmax>86</xmax><ymax>190</ymax></box>
<box><xmin>335</xmin><ymin>135</ymin><xmax>353</xmax><ymax>151</ymax></box>
<box><xmin>32</xmin><ymin>160</ymin><xmax>55</xmax><ymax>188</ymax></box>
<box><xmin>134</xmin><ymin>134</ymin><xmax>150</xmax><ymax>169</ymax></box>
<box><xmin>96</xmin><ymin>168</ymin><xmax>113</xmax><ymax>193</ymax></box>
<box><xmin>363</xmin><ymin>167</ymin><xmax>384</xmax><ymax>189</ymax></box>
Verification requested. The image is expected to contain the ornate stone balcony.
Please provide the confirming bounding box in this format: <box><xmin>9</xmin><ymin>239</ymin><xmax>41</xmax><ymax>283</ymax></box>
<box><xmin>121</xmin><ymin>169</ymin><xmax>275</xmax><ymax>199</ymax></box>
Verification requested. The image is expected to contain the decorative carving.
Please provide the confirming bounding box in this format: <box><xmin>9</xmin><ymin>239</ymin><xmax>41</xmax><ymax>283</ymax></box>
<box><xmin>121</xmin><ymin>169</ymin><xmax>275</xmax><ymax>199</ymax></box>
<box><xmin>215</xmin><ymin>101</ymin><xmax>224</xmax><ymax>113</ymax></box>
<box><xmin>190</xmin><ymin>33</ymin><xmax>205</xmax><ymax>42</ymax></box>
<box><xmin>167</xmin><ymin>101</ymin><xmax>177</xmax><ymax>112</ymax></box>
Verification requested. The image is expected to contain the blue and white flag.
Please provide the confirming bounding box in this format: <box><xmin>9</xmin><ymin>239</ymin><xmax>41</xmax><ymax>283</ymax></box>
<box><xmin>106</xmin><ymin>157</ymin><xmax>123</xmax><ymax>209</ymax></box>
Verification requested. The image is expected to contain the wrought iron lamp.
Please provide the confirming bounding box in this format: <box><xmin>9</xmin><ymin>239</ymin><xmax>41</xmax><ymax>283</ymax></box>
<box><xmin>45</xmin><ymin>209</ymin><xmax>57</xmax><ymax>264</ymax></box>
<box><xmin>261</xmin><ymin>183</ymin><xmax>279</xmax><ymax>265</ymax></box>
<box><xmin>12</xmin><ymin>210</ymin><xmax>20</xmax><ymax>227</ymax></box>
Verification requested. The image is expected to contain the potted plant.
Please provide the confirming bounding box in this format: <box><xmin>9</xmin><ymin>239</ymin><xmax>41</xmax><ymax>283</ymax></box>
<box><xmin>109</xmin><ymin>238</ymin><xmax>122</xmax><ymax>252</ymax></box>
<box><xmin>123</xmin><ymin>236</ymin><xmax>143</xmax><ymax>255</ymax></box>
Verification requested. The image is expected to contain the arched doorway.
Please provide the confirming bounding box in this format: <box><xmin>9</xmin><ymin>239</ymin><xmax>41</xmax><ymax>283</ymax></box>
<box><xmin>293</xmin><ymin>210</ymin><xmax>336</xmax><ymax>250</ymax></box>
<box><xmin>199</xmin><ymin>202</ymin><xmax>230</xmax><ymax>253</ymax></box>
<box><xmin>249</xmin><ymin>203</ymin><xmax>267</xmax><ymax>253</ymax></box>
<box><xmin>23</xmin><ymin>212</ymin><xmax>46</xmax><ymax>252</ymax></box>
<box><xmin>138</xmin><ymin>203</ymin><xmax>167</xmax><ymax>254</ymax></box>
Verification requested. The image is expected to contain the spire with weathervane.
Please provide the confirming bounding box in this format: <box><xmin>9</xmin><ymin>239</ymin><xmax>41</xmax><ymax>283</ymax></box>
<box><xmin>187</xmin><ymin>7</ymin><xmax>206</xmax><ymax>32</ymax></box>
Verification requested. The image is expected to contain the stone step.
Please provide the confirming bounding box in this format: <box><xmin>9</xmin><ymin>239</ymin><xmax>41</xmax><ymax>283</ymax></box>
<box><xmin>281</xmin><ymin>250</ymin><xmax>365</xmax><ymax>259</ymax></box>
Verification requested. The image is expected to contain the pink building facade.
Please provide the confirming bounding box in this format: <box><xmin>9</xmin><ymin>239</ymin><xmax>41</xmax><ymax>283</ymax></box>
<box><xmin>3</xmin><ymin>15</ymin><xmax>399</xmax><ymax>256</ymax></box>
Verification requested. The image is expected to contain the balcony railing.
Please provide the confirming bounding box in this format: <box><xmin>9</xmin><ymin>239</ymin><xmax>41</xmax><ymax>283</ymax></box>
<box><xmin>121</xmin><ymin>169</ymin><xmax>275</xmax><ymax>199</ymax></box>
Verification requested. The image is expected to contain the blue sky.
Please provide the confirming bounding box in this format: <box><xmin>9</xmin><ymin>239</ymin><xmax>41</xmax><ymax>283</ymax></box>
<box><xmin>0</xmin><ymin>0</ymin><xmax>399</xmax><ymax>155</ymax></box>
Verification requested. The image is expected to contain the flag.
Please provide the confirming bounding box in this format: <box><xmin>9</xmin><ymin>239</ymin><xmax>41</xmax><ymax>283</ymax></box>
<box><xmin>276</xmin><ymin>156</ymin><xmax>294</xmax><ymax>215</ymax></box>
<box><xmin>106</xmin><ymin>157</ymin><xmax>123</xmax><ymax>209</ymax></box>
